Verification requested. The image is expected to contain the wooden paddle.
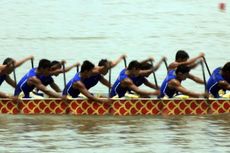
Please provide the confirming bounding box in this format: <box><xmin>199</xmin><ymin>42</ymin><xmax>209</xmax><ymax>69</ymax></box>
<box><xmin>202</xmin><ymin>57</ymin><xmax>211</xmax><ymax>76</ymax></box>
<box><xmin>123</xmin><ymin>57</ymin><xmax>127</xmax><ymax>68</ymax></box>
<box><xmin>62</xmin><ymin>63</ymin><xmax>67</xmax><ymax>88</ymax></box>
<box><xmin>108</xmin><ymin>62</ymin><xmax>112</xmax><ymax>98</ymax></box>
<box><xmin>150</xmin><ymin>61</ymin><xmax>159</xmax><ymax>89</ymax></box>
<box><xmin>77</xmin><ymin>65</ymin><xmax>79</xmax><ymax>73</ymax></box>
<box><xmin>31</xmin><ymin>58</ymin><xmax>34</xmax><ymax>68</ymax></box>
<box><xmin>12</xmin><ymin>62</ymin><xmax>17</xmax><ymax>86</ymax></box>
<box><xmin>163</xmin><ymin>58</ymin><xmax>169</xmax><ymax>72</ymax></box>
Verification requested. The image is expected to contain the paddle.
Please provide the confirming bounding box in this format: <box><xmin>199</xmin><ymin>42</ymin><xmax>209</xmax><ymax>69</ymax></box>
<box><xmin>150</xmin><ymin>61</ymin><xmax>159</xmax><ymax>89</ymax></box>
<box><xmin>202</xmin><ymin>57</ymin><xmax>211</xmax><ymax>76</ymax></box>
<box><xmin>77</xmin><ymin>65</ymin><xmax>79</xmax><ymax>73</ymax></box>
<box><xmin>108</xmin><ymin>62</ymin><xmax>112</xmax><ymax>98</ymax></box>
<box><xmin>123</xmin><ymin>57</ymin><xmax>127</xmax><ymax>68</ymax></box>
<box><xmin>31</xmin><ymin>58</ymin><xmax>34</xmax><ymax>68</ymax></box>
<box><xmin>163</xmin><ymin>58</ymin><xmax>169</xmax><ymax>72</ymax></box>
<box><xmin>62</xmin><ymin>63</ymin><xmax>67</xmax><ymax>88</ymax></box>
<box><xmin>12</xmin><ymin>62</ymin><xmax>17</xmax><ymax>86</ymax></box>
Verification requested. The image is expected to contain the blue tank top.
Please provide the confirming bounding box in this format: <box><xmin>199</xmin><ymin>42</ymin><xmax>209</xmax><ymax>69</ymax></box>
<box><xmin>14</xmin><ymin>68</ymin><xmax>37</xmax><ymax>98</ymax></box>
<box><xmin>110</xmin><ymin>69</ymin><xmax>129</xmax><ymax>98</ymax></box>
<box><xmin>39</xmin><ymin>75</ymin><xmax>54</xmax><ymax>86</ymax></box>
<box><xmin>206</xmin><ymin>67</ymin><xmax>226</xmax><ymax>98</ymax></box>
<box><xmin>131</xmin><ymin>76</ymin><xmax>147</xmax><ymax>87</ymax></box>
<box><xmin>159</xmin><ymin>70</ymin><xmax>178</xmax><ymax>98</ymax></box>
<box><xmin>0</xmin><ymin>75</ymin><xmax>6</xmax><ymax>86</ymax></box>
<box><xmin>83</xmin><ymin>74</ymin><xmax>102</xmax><ymax>89</ymax></box>
<box><xmin>63</xmin><ymin>73</ymin><xmax>81</xmax><ymax>98</ymax></box>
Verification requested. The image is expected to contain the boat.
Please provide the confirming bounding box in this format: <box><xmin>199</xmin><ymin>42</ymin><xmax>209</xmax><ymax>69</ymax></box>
<box><xmin>0</xmin><ymin>98</ymin><xmax>229</xmax><ymax>115</ymax></box>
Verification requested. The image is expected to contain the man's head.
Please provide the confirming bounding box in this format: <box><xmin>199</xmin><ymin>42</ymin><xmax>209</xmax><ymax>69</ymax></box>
<box><xmin>222</xmin><ymin>62</ymin><xmax>230</xmax><ymax>81</ymax></box>
<box><xmin>175</xmin><ymin>50</ymin><xmax>189</xmax><ymax>62</ymax></box>
<box><xmin>140</xmin><ymin>62</ymin><xmax>152</xmax><ymax>77</ymax></box>
<box><xmin>98</xmin><ymin>59</ymin><xmax>110</xmax><ymax>75</ymax></box>
<box><xmin>81</xmin><ymin>60</ymin><xmax>95</xmax><ymax>77</ymax></box>
<box><xmin>50</xmin><ymin>60</ymin><xmax>62</xmax><ymax>76</ymax></box>
<box><xmin>175</xmin><ymin>64</ymin><xmax>190</xmax><ymax>81</ymax></box>
<box><xmin>38</xmin><ymin>59</ymin><xmax>52</xmax><ymax>76</ymax></box>
<box><xmin>3</xmin><ymin>57</ymin><xmax>15</xmax><ymax>74</ymax></box>
<box><xmin>127</xmin><ymin>60</ymin><xmax>141</xmax><ymax>77</ymax></box>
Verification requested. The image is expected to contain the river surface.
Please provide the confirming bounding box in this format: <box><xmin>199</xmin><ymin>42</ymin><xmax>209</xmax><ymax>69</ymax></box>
<box><xmin>0</xmin><ymin>0</ymin><xmax>229</xmax><ymax>152</ymax></box>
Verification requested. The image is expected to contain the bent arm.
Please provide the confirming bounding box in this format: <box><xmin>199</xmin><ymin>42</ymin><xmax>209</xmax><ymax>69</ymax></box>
<box><xmin>188</xmin><ymin>74</ymin><xmax>204</xmax><ymax>84</ymax></box>
<box><xmin>143</xmin><ymin>79</ymin><xmax>158</xmax><ymax>89</ymax></box>
<box><xmin>153</xmin><ymin>57</ymin><xmax>166</xmax><ymax>71</ymax></box>
<box><xmin>15</xmin><ymin>55</ymin><xmax>33</xmax><ymax>67</ymax></box>
<box><xmin>5</xmin><ymin>75</ymin><xmax>16</xmax><ymax>88</ymax></box>
<box><xmin>219</xmin><ymin>81</ymin><xmax>230</xmax><ymax>90</ymax></box>
<box><xmin>99</xmin><ymin>76</ymin><xmax>111</xmax><ymax>88</ymax></box>
<box><xmin>30</xmin><ymin>78</ymin><xmax>61</xmax><ymax>98</ymax></box>
<box><xmin>50</xmin><ymin>82</ymin><xmax>61</xmax><ymax>92</ymax></box>
<box><xmin>50</xmin><ymin>62</ymin><xmax>80</xmax><ymax>75</ymax></box>
<box><xmin>110</xmin><ymin>55</ymin><xmax>126</xmax><ymax>68</ymax></box>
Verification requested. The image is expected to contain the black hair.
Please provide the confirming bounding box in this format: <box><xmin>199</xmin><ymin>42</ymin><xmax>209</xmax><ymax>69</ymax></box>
<box><xmin>51</xmin><ymin>60</ymin><xmax>62</xmax><ymax>68</ymax></box>
<box><xmin>127</xmin><ymin>60</ymin><xmax>141</xmax><ymax>70</ymax></box>
<box><xmin>38</xmin><ymin>59</ymin><xmax>51</xmax><ymax>69</ymax></box>
<box><xmin>141</xmin><ymin>62</ymin><xmax>152</xmax><ymax>70</ymax></box>
<box><xmin>80</xmin><ymin>60</ymin><xmax>95</xmax><ymax>73</ymax></box>
<box><xmin>222</xmin><ymin>62</ymin><xmax>230</xmax><ymax>72</ymax></box>
<box><xmin>3</xmin><ymin>57</ymin><xmax>14</xmax><ymax>65</ymax></box>
<box><xmin>176</xmin><ymin>64</ymin><xmax>190</xmax><ymax>74</ymax></box>
<box><xmin>175</xmin><ymin>50</ymin><xmax>189</xmax><ymax>61</ymax></box>
<box><xmin>98</xmin><ymin>59</ymin><xmax>108</xmax><ymax>67</ymax></box>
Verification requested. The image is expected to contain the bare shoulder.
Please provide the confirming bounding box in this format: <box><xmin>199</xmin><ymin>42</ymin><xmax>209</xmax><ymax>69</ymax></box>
<box><xmin>168</xmin><ymin>62</ymin><xmax>178</xmax><ymax>70</ymax></box>
<box><xmin>169</xmin><ymin>79</ymin><xmax>180</xmax><ymax>87</ymax></box>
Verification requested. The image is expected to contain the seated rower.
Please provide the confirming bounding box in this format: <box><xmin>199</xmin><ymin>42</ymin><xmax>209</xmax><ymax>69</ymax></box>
<box><xmin>33</xmin><ymin>60</ymin><xmax>80</xmax><ymax>96</ymax></box>
<box><xmin>168</xmin><ymin>50</ymin><xmax>204</xmax><ymax>71</ymax></box>
<box><xmin>159</xmin><ymin>64</ymin><xmax>207</xmax><ymax>98</ymax></box>
<box><xmin>62</xmin><ymin>60</ymin><xmax>109</xmax><ymax>103</ymax></box>
<box><xmin>206</xmin><ymin>62</ymin><xmax>230</xmax><ymax>98</ymax></box>
<box><xmin>14</xmin><ymin>59</ymin><xmax>62</xmax><ymax>98</ymax></box>
<box><xmin>110</xmin><ymin>60</ymin><xmax>160</xmax><ymax>98</ymax></box>
<box><xmin>0</xmin><ymin>56</ymin><xmax>33</xmax><ymax>98</ymax></box>
<box><xmin>82</xmin><ymin>55</ymin><xmax>126</xmax><ymax>91</ymax></box>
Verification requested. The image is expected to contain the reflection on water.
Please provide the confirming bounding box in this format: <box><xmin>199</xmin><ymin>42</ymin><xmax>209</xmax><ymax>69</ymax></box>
<box><xmin>0</xmin><ymin>114</ymin><xmax>229</xmax><ymax>153</ymax></box>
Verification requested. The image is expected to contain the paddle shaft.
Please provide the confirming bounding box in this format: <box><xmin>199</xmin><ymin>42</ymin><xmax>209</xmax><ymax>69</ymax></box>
<box><xmin>108</xmin><ymin>63</ymin><xmax>111</xmax><ymax>98</ymax></box>
<box><xmin>77</xmin><ymin>65</ymin><xmax>79</xmax><ymax>73</ymax></box>
<box><xmin>200</xmin><ymin>61</ymin><xmax>207</xmax><ymax>92</ymax></box>
<box><xmin>12</xmin><ymin>63</ymin><xmax>17</xmax><ymax>85</ymax></box>
<box><xmin>150</xmin><ymin>61</ymin><xmax>159</xmax><ymax>89</ymax></box>
<box><xmin>31</xmin><ymin>58</ymin><xmax>34</xmax><ymax>68</ymax></box>
<box><xmin>163</xmin><ymin>58</ymin><xmax>169</xmax><ymax>72</ymax></box>
<box><xmin>62</xmin><ymin>63</ymin><xmax>67</xmax><ymax>87</ymax></box>
<box><xmin>202</xmin><ymin>57</ymin><xmax>211</xmax><ymax>76</ymax></box>
<box><xmin>123</xmin><ymin>57</ymin><xmax>127</xmax><ymax>68</ymax></box>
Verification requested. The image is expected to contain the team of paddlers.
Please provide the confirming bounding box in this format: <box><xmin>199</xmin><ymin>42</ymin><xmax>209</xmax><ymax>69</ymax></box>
<box><xmin>0</xmin><ymin>50</ymin><xmax>229</xmax><ymax>103</ymax></box>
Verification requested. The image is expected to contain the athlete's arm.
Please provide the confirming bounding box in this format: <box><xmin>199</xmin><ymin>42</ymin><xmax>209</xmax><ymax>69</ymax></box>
<box><xmin>110</xmin><ymin>55</ymin><xmax>126</xmax><ymax>68</ymax></box>
<box><xmin>0</xmin><ymin>91</ymin><xmax>10</xmax><ymax>98</ymax></box>
<box><xmin>99</xmin><ymin>76</ymin><xmax>111</xmax><ymax>88</ymax></box>
<box><xmin>28</xmin><ymin>77</ymin><xmax>61</xmax><ymax>98</ymax></box>
<box><xmin>124</xmin><ymin>78</ymin><xmax>159</xmax><ymax>96</ymax></box>
<box><xmin>139</xmin><ymin>57</ymin><xmax>154</xmax><ymax>64</ymax></box>
<box><xmin>15</xmin><ymin>55</ymin><xmax>33</xmax><ymax>67</ymax></box>
<box><xmin>169</xmin><ymin>79</ymin><xmax>205</xmax><ymax>98</ymax></box>
<box><xmin>73</xmin><ymin>81</ymin><xmax>109</xmax><ymax>103</ymax></box>
<box><xmin>153</xmin><ymin>57</ymin><xmax>166</xmax><ymax>71</ymax></box>
<box><xmin>50</xmin><ymin>62</ymin><xmax>80</xmax><ymax>75</ymax></box>
<box><xmin>5</xmin><ymin>75</ymin><xmax>16</xmax><ymax>88</ymax></box>
<box><xmin>218</xmin><ymin>81</ymin><xmax>230</xmax><ymax>90</ymax></box>
<box><xmin>188</xmin><ymin>74</ymin><xmax>204</xmax><ymax>84</ymax></box>
<box><xmin>143</xmin><ymin>79</ymin><xmax>158</xmax><ymax>89</ymax></box>
<box><xmin>49</xmin><ymin>82</ymin><xmax>61</xmax><ymax>92</ymax></box>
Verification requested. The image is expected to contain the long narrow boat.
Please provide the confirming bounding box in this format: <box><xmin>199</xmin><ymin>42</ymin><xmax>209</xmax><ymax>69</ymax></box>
<box><xmin>0</xmin><ymin>98</ymin><xmax>229</xmax><ymax>115</ymax></box>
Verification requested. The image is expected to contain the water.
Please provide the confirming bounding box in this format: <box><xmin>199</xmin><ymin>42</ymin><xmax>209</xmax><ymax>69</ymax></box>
<box><xmin>0</xmin><ymin>0</ymin><xmax>230</xmax><ymax>152</ymax></box>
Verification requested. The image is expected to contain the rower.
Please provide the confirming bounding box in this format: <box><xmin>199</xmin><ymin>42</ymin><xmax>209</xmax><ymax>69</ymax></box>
<box><xmin>62</xmin><ymin>60</ymin><xmax>109</xmax><ymax>103</ymax></box>
<box><xmin>206</xmin><ymin>62</ymin><xmax>230</xmax><ymax>98</ymax></box>
<box><xmin>159</xmin><ymin>64</ymin><xmax>207</xmax><ymax>98</ymax></box>
<box><xmin>168</xmin><ymin>50</ymin><xmax>204</xmax><ymax>71</ymax></box>
<box><xmin>0</xmin><ymin>56</ymin><xmax>33</xmax><ymax>98</ymax></box>
<box><xmin>33</xmin><ymin>60</ymin><xmax>80</xmax><ymax>96</ymax></box>
<box><xmin>14</xmin><ymin>59</ymin><xmax>62</xmax><ymax>98</ymax></box>
<box><xmin>110</xmin><ymin>60</ymin><xmax>160</xmax><ymax>98</ymax></box>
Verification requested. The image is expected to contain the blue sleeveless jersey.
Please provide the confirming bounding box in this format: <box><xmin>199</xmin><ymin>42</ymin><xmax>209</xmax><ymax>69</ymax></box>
<box><xmin>0</xmin><ymin>75</ymin><xmax>6</xmax><ymax>86</ymax></box>
<box><xmin>110</xmin><ymin>69</ymin><xmax>129</xmax><ymax>98</ymax></box>
<box><xmin>131</xmin><ymin>76</ymin><xmax>147</xmax><ymax>87</ymax></box>
<box><xmin>159</xmin><ymin>70</ymin><xmax>177</xmax><ymax>98</ymax></box>
<box><xmin>39</xmin><ymin>75</ymin><xmax>54</xmax><ymax>86</ymax></box>
<box><xmin>63</xmin><ymin>73</ymin><xmax>102</xmax><ymax>98</ymax></box>
<box><xmin>206</xmin><ymin>67</ymin><xmax>226</xmax><ymax>98</ymax></box>
<box><xmin>14</xmin><ymin>68</ymin><xmax>37</xmax><ymax>98</ymax></box>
